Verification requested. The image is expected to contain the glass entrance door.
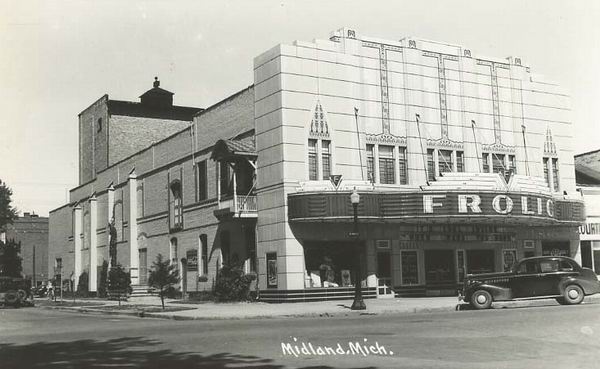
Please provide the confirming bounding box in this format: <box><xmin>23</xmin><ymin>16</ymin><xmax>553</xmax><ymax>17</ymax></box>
<box><xmin>138</xmin><ymin>249</ymin><xmax>148</xmax><ymax>285</ymax></box>
<box><xmin>376</xmin><ymin>251</ymin><xmax>394</xmax><ymax>297</ymax></box>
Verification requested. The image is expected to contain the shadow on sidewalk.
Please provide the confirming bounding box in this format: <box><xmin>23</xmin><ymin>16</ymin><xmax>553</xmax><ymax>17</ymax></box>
<box><xmin>0</xmin><ymin>336</ymin><xmax>376</xmax><ymax>369</ymax></box>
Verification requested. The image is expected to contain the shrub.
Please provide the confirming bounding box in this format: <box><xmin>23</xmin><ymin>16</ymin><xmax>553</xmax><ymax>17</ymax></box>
<box><xmin>77</xmin><ymin>271</ymin><xmax>89</xmax><ymax>297</ymax></box>
<box><xmin>98</xmin><ymin>261</ymin><xmax>109</xmax><ymax>298</ymax></box>
<box><xmin>214</xmin><ymin>262</ymin><xmax>256</xmax><ymax>302</ymax></box>
<box><xmin>107</xmin><ymin>264</ymin><xmax>131</xmax><ymax>306</ymax></box>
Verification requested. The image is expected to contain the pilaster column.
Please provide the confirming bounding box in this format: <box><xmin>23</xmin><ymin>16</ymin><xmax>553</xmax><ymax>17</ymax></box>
<box><xmin>89</xmin><ymin>194</ymin><xmax>98</xmax><ymax>292</ymax></box>
<box><xmin>107</xmin><ymin>184</ymin><xmax>114</xmax><ymax>267</ymax></box>
<box><xmin>128</xmin><ymin>171</ymin><xmax>139</xmax><ymax>285</ymax></box>
<box><xmin>73</xmin><ymin>204</ymin><xmax>82</xmax><ymax>289</ymax></box>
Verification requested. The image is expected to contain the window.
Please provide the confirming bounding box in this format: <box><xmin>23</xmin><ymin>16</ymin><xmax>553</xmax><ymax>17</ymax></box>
<box><xmin>197</xmin><ymin>161</ymin><xmax>208</xmax><ymax>201</ymax></box>
<box><xmin>398</xmin><ymin>147</ymin><xmax>408</xmax><ymax>184</ymax></box>
<box><xmin>518</xmin><ymin>260</ymin><xmax>538</xmax><ymax>274</ymax></box>
<box><xmin>97</xmin><ymin>118</ymin><xmax>102</xmax><ymax>133</ymax></box>
<box><xmin>540</xmin><ymin>260</ymin><xmax>560</xmax><ymax>273</ymax></box>
<box><xmin>456</xmin><ymin>151</ymin><xmax>464</xmax><ymax>173</ymax></box>
<box><xmin>559</xmin><ymin>259</ymin><xmax>574</xmax><ymax>272</ymax></box>
<box><xmin>366</xmin><ymin>144</ymin><xmax>375</xmax><ymax>183</ymax></box>
<box><xmin>427</xmin><ymin>149</ymin><xmax>435</xmax><ymax>182</ymax></box>
<box><xmin>322</xmin><ymin>140</ymin><xmax>331</xmax><ymax>179</ymax></box>
<box><xmin>543</xmin><ymin>157</ymin><xmax>550</xmax><ymax>187</ymax></box>
<box><xmin>308</xmin><ymin>139</ymin><xmax>332</xmax><ymax>181</ymax></box>
<box><xmin>219</xmin><ymin>162</ymin><xmax>232</xmax><ymax>197</ymax></box>
<box><xmin>482</xmin><ymin>153</ymin><xmax>490</xmax><ymax>173</ymax></box>
<box><xmin>438</xmin><ymin>150</ymin><xmax>453</xmax><ymax>175</ymax></box>
<box><xmin>378</xmin><ymin>145</ymin><xmax>395</xmax><ymax>184</ymax></box>
<box><xmin>308</xmin><ymin>139</ymin><xmax>318</xmax><ymax>180</ymax></box>
<box><xmin>492</xmin><ymin>153</ymin><xmax>505</xmax><ymax>174</ymax></box>
<box><xmin>170</xmin><ymin>181</ymin><xmax>183</xmax><ymax>229</ymax></box>
<box><xmin>200</xmin><ymin>234</ymin><xmax>208</xmax><ymax>276</ymax></box>
<box><xmin>170</xmin><ymin>237</ymin><xmax>178</xmax><ymax>265</ymax></box>
<box><xmin>552</xmin><ymin>158</ymin><xmax>559</xmax><ymax>191</ymax></box>
<box><xmin>508</xmin><ymin>155</ymin><xmax>517</xmax><ymax>174</ymax></box>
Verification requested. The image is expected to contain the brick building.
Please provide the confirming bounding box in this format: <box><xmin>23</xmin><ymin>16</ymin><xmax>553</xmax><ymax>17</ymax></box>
<box><xmin>49</xmin><ymin>28</ymin><xmax>586</xmax><ymax>301</ymax></box>
<box><xmin>4</xmin><ymin>212</ymin><xmax>49</xmax><ymax>287</ymax></box>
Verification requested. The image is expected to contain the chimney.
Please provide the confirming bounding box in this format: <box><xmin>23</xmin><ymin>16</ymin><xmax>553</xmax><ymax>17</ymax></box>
<box><xmin>23</xmin><ymin>212</ymin><xmax>30</xmax><ymax>217</ymax></box>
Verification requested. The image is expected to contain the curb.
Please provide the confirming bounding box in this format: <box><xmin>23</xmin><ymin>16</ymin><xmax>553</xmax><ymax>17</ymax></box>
<box><xmin>35</xmin><ymin>295</ymin><xmax>600</xmax><ymax>321</ymax></box>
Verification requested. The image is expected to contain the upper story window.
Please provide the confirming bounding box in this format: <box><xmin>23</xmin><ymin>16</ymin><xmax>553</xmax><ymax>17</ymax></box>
<box><xmin>170</xmin><ymin>237</ymin><xmax>178</xmax><ymax>265</ymax></box>
<box><xmin>196</xmin><ymin>160</ymin><xmax>208</xmax><ymax>201</ymax></box>
<box><xmin>368</xmin><ymin>144</ymin><xmax>408</xmax><ymax>185</ymax></box>
<box><xmin>219</xmin><ymin>162</ymin><xmax>232</xmax><ymax>197</ymax></box>
<box><xmin>367</xmin><ymin>144</ymin><xmax>375</xmax><ymax>183</ymax></box>
<box><xmin>378</xmin><ymin>145</ymin><xmax>395</xmax><ymax>184</ymax></box>
<box><xmin>169</xmin><ymin>181</ymin><xmax>183</xmax><ymax>230</ymax></box>
<box><xmin>200</xmin><ymin>234</ymin><xmax>208</xmax><ymax>276</ymax></box>
<box><xmin>543</xmin><ymin>157</ymin><xmax>560</xmax><ymax>191</ymax></box>
<box><xmin>428</xmin><ymin>149</ymin><xmax>465</xmax><ymax>181</ymax></box>
<box><xmin>482</xmin><ymin>153</ymin><xmax>516</xmax><ymax>176</ymax></box>
<box><xmin>307</xmin><ymin>139</ymin><xmax>332</xmax><ymax>181</ymax></box>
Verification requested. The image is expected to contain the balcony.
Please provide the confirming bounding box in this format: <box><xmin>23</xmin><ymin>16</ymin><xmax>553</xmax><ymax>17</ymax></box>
<box><xmin>214</xmin><ymin>195</ymin><xmax>258</xmax><ymax>219</ymax></box>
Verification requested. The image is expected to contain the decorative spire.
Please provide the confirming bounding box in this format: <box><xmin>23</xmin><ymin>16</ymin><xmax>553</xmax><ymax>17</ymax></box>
<box><xmin>153</xmin><ymin>76</ymin><xmax>160</xmax><ymax>88</ymax></box>
<box><xmin>309</xmin><ymin>100</ymin><xmax>329</xmax><ymax>137</ymax></box>
<box><xmin>543</xmin><ymin>126</ymin><xmax>557</xmax><ymax>156</ymax></box>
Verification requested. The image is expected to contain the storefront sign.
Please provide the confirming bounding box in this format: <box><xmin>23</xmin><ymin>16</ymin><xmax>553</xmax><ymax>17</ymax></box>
<box><xmin>580</xmin><ymin>223</ymin><xmax>600</xmax><ymax>235</ymax></box>
<box><xmin>288</xmin><ymin>190</ymin><xmax>585</xmax><ymax>224</ymax></box>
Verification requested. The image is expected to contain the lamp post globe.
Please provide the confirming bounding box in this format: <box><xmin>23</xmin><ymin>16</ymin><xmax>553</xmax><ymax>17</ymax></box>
<box><xmin>350</xmin><ymin>188</ymin><xmax>366</xmax><ymax>310</ymax></box>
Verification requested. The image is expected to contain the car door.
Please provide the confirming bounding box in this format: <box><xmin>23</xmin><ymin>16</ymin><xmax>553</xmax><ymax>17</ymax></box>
<box><xmin>536</xmin><ymin>258</ymin><xmax>561</xmax><ymax>296</ymax></box>
<box><xmin>511</xmin><ymin>260</ymin><xmax>540</xmax><ymax>298</ymax></box>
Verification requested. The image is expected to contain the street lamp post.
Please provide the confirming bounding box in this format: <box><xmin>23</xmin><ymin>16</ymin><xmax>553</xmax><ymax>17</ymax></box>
<box><xmin>350</xmin><ymin>189</ymin><xmax>366</xmax><ymax>310</ymax></box>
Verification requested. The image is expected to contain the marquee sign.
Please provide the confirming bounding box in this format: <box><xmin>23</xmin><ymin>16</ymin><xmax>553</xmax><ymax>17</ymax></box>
<box><xmin>288</xmin><ymin>190</ymin><xmax>585</xmax><ymax>224</ymax></box>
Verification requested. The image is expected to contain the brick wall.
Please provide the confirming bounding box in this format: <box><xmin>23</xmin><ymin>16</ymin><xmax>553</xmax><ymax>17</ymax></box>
<box><xmin>79</xmin><ymin>95</ymin><xmax>109</xmax><ymax>184</ymax></box>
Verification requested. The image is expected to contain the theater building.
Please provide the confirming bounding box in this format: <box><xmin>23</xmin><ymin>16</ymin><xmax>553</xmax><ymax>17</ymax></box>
<box><xmin>255</xmin><ymin>28</ymin><xmax>584</xmax><ymax>300</ymax></box>
<box><xmin>49</xmin><ymin>28</ymin><xmax>585</xmax><ymax>301</ymax></box>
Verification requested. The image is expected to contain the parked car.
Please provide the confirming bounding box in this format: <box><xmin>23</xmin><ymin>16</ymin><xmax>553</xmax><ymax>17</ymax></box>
<box><xmin>459</xmin><ymin>256</ymin><xmax>600</xmax><ymax>309</ymax></box>
<box><xmin>0</xmin><ymin>276</ymin><xmax>33</xmax><ymax>307</ymax></box>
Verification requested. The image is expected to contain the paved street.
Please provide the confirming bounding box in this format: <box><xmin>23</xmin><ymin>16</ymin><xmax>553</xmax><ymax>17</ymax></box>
<box><xmin>2</xmin><ymin>303</ymin><xmax>600</xmax><ymax>369</ymax></box>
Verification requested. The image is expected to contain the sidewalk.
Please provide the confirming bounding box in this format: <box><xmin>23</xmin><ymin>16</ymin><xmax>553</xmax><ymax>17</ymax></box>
<box><xmin>35</xmin><ymin>294</ymin><xmax>600</xmax><ymax>321</ymax></box>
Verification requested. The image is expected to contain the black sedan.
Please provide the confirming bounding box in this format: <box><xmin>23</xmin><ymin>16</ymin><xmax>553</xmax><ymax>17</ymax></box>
<box><xmin>459</xmin><ymin>256</ymin><xmax>600</xmax><ymax>309</ymax></box>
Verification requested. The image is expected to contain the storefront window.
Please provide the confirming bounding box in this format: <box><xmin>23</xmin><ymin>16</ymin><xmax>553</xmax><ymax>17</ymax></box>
<box><xmin>401</xmin><ymin>251</ymin><xmax>419</xmax><ymax>285</ymax></box>
<box><xmin>304</xmin><ymin>242</ymin><xmax>356</xmax><ymax>288</ymax></box>
<box><xmin>266</xmin><ymin>252</ymin><xmax>277</xmax><ymax>288</ymax></box>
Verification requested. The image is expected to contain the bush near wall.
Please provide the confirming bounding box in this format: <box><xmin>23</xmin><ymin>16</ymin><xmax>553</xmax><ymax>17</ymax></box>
<box><xmin>214</xmin><ymin>262</ymin><xmax>256</xmax><ymax>302</ymax></box>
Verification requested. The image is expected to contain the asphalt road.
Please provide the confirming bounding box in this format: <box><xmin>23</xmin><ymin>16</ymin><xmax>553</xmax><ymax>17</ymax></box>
<box><xmin>1</xmin><ymin>302</ymin><xmax>600</xmax><ymax>369</ymax></box>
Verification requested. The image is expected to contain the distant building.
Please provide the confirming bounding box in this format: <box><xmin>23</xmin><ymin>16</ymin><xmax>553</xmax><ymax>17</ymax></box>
<box><xmin>575</xmin><ymin>149</ymin><xmax>600</xmax><ymax>275</ymax></box>
<box><xmin>49</xmin><ymin>28</ymin><xmax>586</xmax><ymax>302</ymax></box>
<box><xmin>4</xmin><ymin>212</ymin><xmax>49</xmax><ymax>287</ymax></box>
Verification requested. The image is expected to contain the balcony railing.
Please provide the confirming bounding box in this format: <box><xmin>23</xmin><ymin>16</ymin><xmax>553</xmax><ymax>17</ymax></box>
<box><xmin>216</xmin><ymin>195</ymin><xmax>257</xmax><ymax>218</ymax></box>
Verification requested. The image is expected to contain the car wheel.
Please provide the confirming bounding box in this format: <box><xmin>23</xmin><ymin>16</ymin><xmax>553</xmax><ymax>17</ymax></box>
<box><xmin>4</xmin><ymin>290</ymin><xmax>18</xmax><ymax>305</ymax></box>
<box><xmin>470</xmin><ymin>289</ymin><xmax>493</xmax><ymax>309</ymax></box>
<box><xmin>563</xmin><ymin>285</ymin><xmax>584</xmax><ymax>305</ymax></box>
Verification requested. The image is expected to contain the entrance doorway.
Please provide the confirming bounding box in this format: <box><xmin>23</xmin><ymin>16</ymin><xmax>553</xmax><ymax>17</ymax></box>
<box><xmin>138</xmin><ymin>249</ymin><xmax>148</xmax><ymax>285</ymax></box>
<box><xmin>581</xmin><ymin>241</ymin><xmax>593</xmax><ymax>269</ymax></box>
<box><xmin>425</xmin><ymin>250</ymin><xmax>455</xmax><ymax>285</ymax></box>
<box><xmin>376</xmin><ymin>251</ymin><xmax>393</xmax><ymax>297</ymax></box>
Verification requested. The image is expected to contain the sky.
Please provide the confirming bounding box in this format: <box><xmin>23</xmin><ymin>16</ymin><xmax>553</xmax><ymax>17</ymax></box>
<box><xmin>1</xmin><ymin>0</ymin><xmax>599</xmax><ymax>216</ymax></box>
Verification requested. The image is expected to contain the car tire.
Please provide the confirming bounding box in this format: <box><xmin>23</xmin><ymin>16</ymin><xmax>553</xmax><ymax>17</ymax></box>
<box><xmin>4</xmin><ymin>290</ymin><xmax>18</xmax><ymax>305</ymax></box>
<box><xmin>555</xmin><ymin>297</ymin><xmax>567</xmax><ymax>305</ymax></box>
<box><xmin>470</xmin><ymin>289</ymin><xmax>493</xmax><ymax>310</ymax></box>
<box><xmin>563</xmin><ymin>284</ymin><xmax>584</xmax><ymax>305</ymax></box>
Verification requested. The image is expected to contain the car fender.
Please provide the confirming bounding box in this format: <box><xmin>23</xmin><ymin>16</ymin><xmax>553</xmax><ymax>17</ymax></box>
<box><xmin>466</xmin><ymin>283</ymin><xmax>512</xmax><ymax>301</ymax></box>
<box><xmin>558</xmin><ymin>276</ymin><xmax>600</xmax><ymax>295</ymax></box>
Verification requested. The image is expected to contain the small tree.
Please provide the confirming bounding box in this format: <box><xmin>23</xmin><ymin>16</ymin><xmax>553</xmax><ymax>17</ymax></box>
<box><xmin>108</xmin><ymin>264</ymin><xmax>131</xmax><ymax>306</ymax></box>
<box><xmin>148</xmin><ymin>253</ymin><xmax>179</xmax><ymax>310</ymax></box>
<box><xmin>98</xmin><ymin>260</ymin><xmax>109</xmax><ymax>297</ymax></box>
<box><xmin>0</xmin><ymin>179</ymin><xmax>18</xmax><ymax>232</ymax></box>
<box><xmin>0</xmin><ymin>239</ymin><xmax>23</xmax><ymax>277</ymax></box>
